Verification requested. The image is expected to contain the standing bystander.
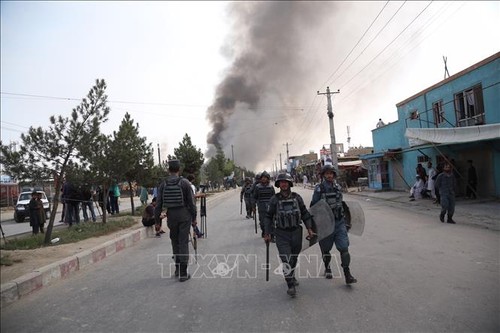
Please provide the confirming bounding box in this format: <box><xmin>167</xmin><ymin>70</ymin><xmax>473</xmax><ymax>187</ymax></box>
<box><xmin>466</xmin><ymin>160</ymin><xmax>478</xmax><ymax>199</ymax></box>
<box><xmin>435</xmin><ymin>163</ymin><xmax>457</xmax><ymax>224</ymax></box>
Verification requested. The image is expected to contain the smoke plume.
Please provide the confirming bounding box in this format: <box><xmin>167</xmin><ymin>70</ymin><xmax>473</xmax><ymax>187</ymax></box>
<box><xmin>206</xmin><ymin>2</ymin><xmax>345</xmax><ymax>171</ymax></box>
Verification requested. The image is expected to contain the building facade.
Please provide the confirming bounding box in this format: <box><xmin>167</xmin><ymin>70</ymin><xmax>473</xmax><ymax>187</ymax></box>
<box><xmin>361</xmin><ymin>52</ymin><xmax>500</xmax><ymax>198</ymax></box>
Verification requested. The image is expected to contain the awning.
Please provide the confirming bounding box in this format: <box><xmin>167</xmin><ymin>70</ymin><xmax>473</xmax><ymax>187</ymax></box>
<box><xmin>338</xmin><ymin>160</ymin><xmax>363</xmax><ymax>167</ymax></box>
<box><xmin>405</xmin><ymin>123</ymin><xmax>500</xmax><ymax>147</ymax></box>
<box><xmin>359</xmin><ymin>152</ymin><xmax>384</xmax><ymax>160</ymax></box>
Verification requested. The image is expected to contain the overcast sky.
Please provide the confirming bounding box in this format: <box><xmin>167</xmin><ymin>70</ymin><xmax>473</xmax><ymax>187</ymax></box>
<box><xmin>1</xmin><ymin>1</ymin><xmax>499</xmax><ymax>173</ymax></box>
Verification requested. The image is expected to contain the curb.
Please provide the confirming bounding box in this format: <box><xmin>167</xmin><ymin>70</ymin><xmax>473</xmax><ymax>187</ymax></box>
<box><xmin>0</xmin><ymin>227</ymin><xmax>147</xmax><ymax>308</ymax></box>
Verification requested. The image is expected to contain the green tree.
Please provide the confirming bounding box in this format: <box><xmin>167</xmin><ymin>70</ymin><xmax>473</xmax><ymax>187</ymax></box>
<box><xmin>108</xmin><ymin>113</ymin><xmax>154</xmax><ymax>214</ymax></box>
<box><xmin>79</xmin><ymin>133</ymin><xmax>114</xmax><ymax>223</ymax></box>
<box><xmin>11</xmin><ymin>79</ymin><xmax>110</xmax><ymax>244</ymax></box>
<box><xmin>203</xmin><ymin>146</ymin><xmax>226</xmax><ymax>187</ymax></box>
<box><xmin>168</xmin><ymin>134</ymin><xmax>204</xmax><ymax>184</ymax></box>
<box><xmin>0</xmin><ymin>142</ymin><xmax>31</xmax><ymax>184</ymax></box>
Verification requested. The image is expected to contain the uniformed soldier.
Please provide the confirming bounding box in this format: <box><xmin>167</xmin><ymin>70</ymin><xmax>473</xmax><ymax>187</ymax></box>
<box><xmin>249</xmin><ymin>173</ymin><xmax>261</xmax><ymax>219</ymax></box>
<box><xmin>311</xmin><ymin>164</ymin><xmax>357</xmax><ymax>284</ymax></box>
<box><xmin>240</xmin><ymin>177</ymin><xmax>253</xmax><ymax>219</ymax></box>
<box><xmin>155</xmin><ymin>159</ymin><xmax>197</xmax><ymax>282</ymax></box>
<box><xmin>253</xmin><ymin>171</ymin><xmax>275</xmax><ymax>238</ymax></box>
<box><xmin>264</xmin><ymin>173</ymin><xmax>314</xmax><ymax>297</ymax></box>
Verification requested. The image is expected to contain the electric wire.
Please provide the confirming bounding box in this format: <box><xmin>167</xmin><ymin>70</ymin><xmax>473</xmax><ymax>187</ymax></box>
<box><xmin>318</xmin><ymin>0</ymin><xmax>390</xmax><ymax>91</ymax></box>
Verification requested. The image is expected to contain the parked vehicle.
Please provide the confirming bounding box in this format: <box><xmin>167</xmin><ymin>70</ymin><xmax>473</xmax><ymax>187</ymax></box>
<box><xmin>14</xmin><ymin>190</ymin><xmax>51</xmax><ymax>223</ymax></box>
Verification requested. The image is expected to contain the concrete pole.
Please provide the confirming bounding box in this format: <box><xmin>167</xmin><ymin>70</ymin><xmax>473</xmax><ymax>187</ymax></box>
<box><xmin>317</xmin><ymin>87</ymin><xmax>340</xmax><ymax>170</ymax></box>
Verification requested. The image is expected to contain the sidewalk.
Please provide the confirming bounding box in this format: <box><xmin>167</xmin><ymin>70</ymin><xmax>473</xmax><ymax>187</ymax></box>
<box><xmin>345</xmin><ymin>188</ymin><xmax>500</xmax><ymax>232</ymax></box>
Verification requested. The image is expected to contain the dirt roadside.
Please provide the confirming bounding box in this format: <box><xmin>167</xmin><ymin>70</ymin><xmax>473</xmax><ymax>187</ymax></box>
<box><xmin>0</xmin><ymin>219</ymin><xmax>144</xmax><ymax>284</ymax></box>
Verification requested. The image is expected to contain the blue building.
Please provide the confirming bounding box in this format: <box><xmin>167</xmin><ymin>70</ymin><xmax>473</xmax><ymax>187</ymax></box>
<box><xmin>361</xmin><ymin>52</ymin><xmax>500</xmax><ymax>198</ymax></box>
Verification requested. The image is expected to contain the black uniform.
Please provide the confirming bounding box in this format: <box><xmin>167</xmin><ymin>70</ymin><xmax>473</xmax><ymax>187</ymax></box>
<box><xmin>253</xmin><ymin>182</ymin><xmax>275</xmax><ymax>236</ymax></box>
<box><xmin>155</xmin><ymin>172</ymin><xmax>197</xmax><ymax>281</ymax></box>
<box><xmin>240</xmin><ymin>180</ymin><xmax>253</xmax><ymax>218</ymax></box>
<box><xmin>264</xmin><ymin>191</ymin><xmax>312</xmax><ymax>295</ymax></box>
<box><xmin>29</xmin><ymin>194</ymin><xmax>42</xmax><ymax>234</ymax></box>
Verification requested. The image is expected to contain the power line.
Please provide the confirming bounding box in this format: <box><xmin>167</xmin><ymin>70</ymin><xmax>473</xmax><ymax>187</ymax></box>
<box><xmin>0</xmin><ymin>92</ymin><xmax>304</xmax><ymax>111</ymax></box>
<box><xmin>330</xmin><ymin>1</ymin><xmax>408</xmax><ymax>88</ymax></box>
<box><xmin>339</xmin><ymin>1</ymin><xmax>433</xmax><ymax>89</ymax></box>
<box><xmin>319</xmin><ymin>0</ymin><xmax>391</xmax><ymax>90</ymax></box>
<box><xmin>336</xmin><ymin>1</ymin><xmax>455</xmax><ymax>104</ymax></box>
<box><xmin>293</xmin><ymin>1</ymin><xmax>405</xmax><ymax>153</ymax></box>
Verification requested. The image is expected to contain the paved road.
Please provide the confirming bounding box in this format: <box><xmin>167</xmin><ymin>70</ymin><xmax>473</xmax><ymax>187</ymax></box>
<box><xmin>1</xmin><ymin>188</ymin><xmax>498</xmax><ymax>332</ymax></box>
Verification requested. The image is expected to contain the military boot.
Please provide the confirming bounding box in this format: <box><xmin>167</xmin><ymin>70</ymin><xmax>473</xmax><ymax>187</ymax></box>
<box><xmin>439</xmin><ymin>212</ymin><xmax>445</xmax><ymax>222</ymax></box>
<box><xmin>286</xmin><ymin>282</ymin><xmax>296</xmax><ymax>297</ymax></box>
<box><xmin>179</xmin><ymin>263</ymin><xmax>191</xmax><ymax>282</ymax></box>
<box><xmin>343</xmin><ymin>267</ymin><xmax>357</xmax><ymax>284</ymax></box>
<box><xmin>323</xmin><ymin>254</ymin><xmax>333</xmax><ymax>279</ymax></box>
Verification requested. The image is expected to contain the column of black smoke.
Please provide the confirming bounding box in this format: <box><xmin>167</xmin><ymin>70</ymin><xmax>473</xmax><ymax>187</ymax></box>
<box><xmin>206</xmin><ymin>2</ymin><xmax>340</xmax><ymax>171</ymax></box>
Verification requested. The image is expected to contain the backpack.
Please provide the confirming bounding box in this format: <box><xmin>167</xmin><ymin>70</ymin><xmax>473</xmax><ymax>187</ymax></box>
<box><xmin>163</xmin><ymin>177</ymin><xmax>185</xmax><ymax>208</ymax></box>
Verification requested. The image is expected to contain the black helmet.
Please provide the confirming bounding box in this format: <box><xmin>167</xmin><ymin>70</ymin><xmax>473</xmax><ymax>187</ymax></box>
<box><xmin>168</xmin><ymin>159</ymin><xmax>181</xmax><ymax>171</ymax></box>
<box><xmin>274</xmin><ymin>173</ymin><xmax>293</xmax><ymax>188</ymax></box>
<box><xmin>321</xmin><ymin>164</ymin><xmax>337</xmax><ymax>176</ymax></box>
<box><xmin>260</xmin><ymin>171</ymin><xmax>271</xmax><ymax>179</ymax></box>
<box><xmin>255</xmin><ymin>173</ymin><xmax>262</xmax><ymax>181</ymax></box>
<box><xmin>245</xmin><ymin>177</ymin><xmax>251</xmax><ymax>182</ymax></box>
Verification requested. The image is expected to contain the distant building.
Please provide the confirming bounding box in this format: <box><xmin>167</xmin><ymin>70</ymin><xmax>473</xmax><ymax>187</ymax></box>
<box><xmin>361</xmin><ymin>52</ymin><xmax>500</xmax><ymax>197</ymax></box>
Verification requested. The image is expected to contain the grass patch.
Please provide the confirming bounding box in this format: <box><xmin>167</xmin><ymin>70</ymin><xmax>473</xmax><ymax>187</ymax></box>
<box><xmin>1</xmin><ymin>253</ymin><xmax>14</xmax><ymax>266</ymax></box>
<box><xmin>0</xmin><ymin>217</ymin><xmax>138</xmax><ymax>251</ymax></box>
<box><xmin>0</xmin><ymin>253</ymin><xmax>22</xmax><ymax>266</ymax></box>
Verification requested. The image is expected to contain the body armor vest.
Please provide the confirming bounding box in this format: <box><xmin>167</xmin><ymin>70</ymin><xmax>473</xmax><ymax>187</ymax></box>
<box><xmin>244</xmin><ymin>185</ymin><xmax>253</xmax><ymax>198</ymax></box>
<box><xmin>320</xmin><ymin>184</ymin><xmax>343</xmax><ymax>219</ymax></box>
<box><xmin>163</xmin><ymin>178</ymin><xmax>184</xmax><ymax>208</ymax></box>
<box><xmin>275</xmin><ymin>197</ymin><xmax>301</xmax><ymax>229</ymax></box>
<box><xmin>256</xmin><ymin>184</ymin><xmax>274</xmax><ymax>204</ymax></box>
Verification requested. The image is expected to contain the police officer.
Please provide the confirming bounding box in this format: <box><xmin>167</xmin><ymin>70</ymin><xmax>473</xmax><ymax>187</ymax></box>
<box><xmin>264</xmin><ymin>173</ymin><xmax>314</xmax><ymax>297</ymax></box>
<box><xmin>253</xmin><ymin>171</ymin><xmax>275</xmax><ymax>238</ymax></box>
<box><xmin>249</xmin><ymin>173</ymin><xmax>261</xmax><ymax>219</ymax></box>
<box><xmin>311</xmin><ymin>164</ymin><xmax>357</xmax><ymax>284</ymax></box>
<box><xmin>155</xmin><ymin>159</ymin><xmax>197</xmax><ymax>282</ymax></box>
<box><xmin>240</xmin><ymin>177</ymin><xmax>253</xmax><ymax>219</ymax></box>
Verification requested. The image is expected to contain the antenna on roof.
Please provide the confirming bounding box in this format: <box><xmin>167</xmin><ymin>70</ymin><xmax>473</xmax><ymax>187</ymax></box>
<box><xmin>347</xmin><ymin>126</ymin><xmax>351</xmax><ymax>149</ymax></box>
<box><xmin>443</xmin><ymin>56</ymin><xmax>450</xmax><ymax>79</ymax></box>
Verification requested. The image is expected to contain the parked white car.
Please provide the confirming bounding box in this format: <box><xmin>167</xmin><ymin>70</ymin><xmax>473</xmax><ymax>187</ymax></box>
<box><xmin>14</xmin><ymin>190</ymin><xmax>51</xmax><ymax>223</ymax></box>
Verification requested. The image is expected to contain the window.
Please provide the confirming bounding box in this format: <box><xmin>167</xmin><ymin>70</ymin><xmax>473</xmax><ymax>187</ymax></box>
<box><xmin>454</xmin><ymin>84</ymin><xmax>485</xmax><ymax>127</ymax></box>
<box><xmin>432</xmin><ymin>100</ymin><xmax>444</xmax><ymax>126</ymax></box>
<box><xmin>409</xmin><ymin>109</ymin><xmax>419</xmax><ymax>120</ymax></box>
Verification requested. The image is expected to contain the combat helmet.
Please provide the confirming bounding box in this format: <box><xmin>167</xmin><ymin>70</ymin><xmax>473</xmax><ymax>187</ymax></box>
<box><xmin>260</xmin><ymin>171</ymin><xmax>271</xmax><ymax>179</ymax></box>
<box><xmin>255</xmin><ymin>173</ymin><xmax>262</xmax><ymax>181</ymax></box>
<box><xmin>320</xmin><ymin>164</ymin><xmax>337</xmax><ymax>176</ymax></box>
<box><xmin>274</xmin><ymin>173</ymin><xmax>294</xmax><ymax>188</ymax></box>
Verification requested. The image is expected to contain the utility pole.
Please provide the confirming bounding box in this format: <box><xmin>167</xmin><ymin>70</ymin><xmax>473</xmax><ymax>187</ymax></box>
<box><xmin>279</xmin><ymin>153</ymin><xmax>282</xmax><ymax>172</ymax></box>
<box><xmin>283</xmin><ymin>142</ymin><xmax>291</xmax><ymax>172</ymax></box>
<box><xmin>157</xmin><ymin>143</ymin><xmax>161</xmax><ymax>166</ymax></box>
<box><xmin>231</xmin><ymin>144</ymin><xmax>234</xmax><ymax>163</ymax></box>
<box><xmin>317</xmin><ymin>86</ymin><xmax>340</xmax><ymax>170</ymax></box>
